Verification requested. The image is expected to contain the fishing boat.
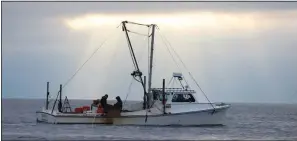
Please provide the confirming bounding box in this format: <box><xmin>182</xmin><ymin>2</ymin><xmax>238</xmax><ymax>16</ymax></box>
<box><xmin>36</xmin><ymin>21</ymin><xmax>230</xmax><ymax>126</ymax></box>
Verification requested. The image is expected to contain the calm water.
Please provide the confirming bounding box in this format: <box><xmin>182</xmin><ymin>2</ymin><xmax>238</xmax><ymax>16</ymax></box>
<box><xmin>2</xmin><ymin>99</ymin><xmax>297</xmax><ymax>140</ymax></box>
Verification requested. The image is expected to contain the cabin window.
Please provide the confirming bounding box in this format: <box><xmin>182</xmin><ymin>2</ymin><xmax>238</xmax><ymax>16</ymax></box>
<box><xmin>153</xmin><ymin>92</ymin><xmax>158</xmax><ymax>100</ymax></box>
<box><xmin>158</xmin><ymin>94</ymin><xmax>168</xmax><ymax>101</ymax></box>
<box><xmin>152</xmin><ymin>91</ymin><xmax>168</xmax><ymax>101</ymax></box>
<box><xmin>172</xmin><ymin>94</ymin><xmax>195</xmax><ymax>102</ymax></box>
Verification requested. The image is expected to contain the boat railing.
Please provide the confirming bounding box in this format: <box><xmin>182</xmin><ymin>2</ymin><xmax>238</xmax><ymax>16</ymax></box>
<box><xmin>152</xmin><ymin>88</ymin><xmax>196</xmax><ymax>93</ymax></box>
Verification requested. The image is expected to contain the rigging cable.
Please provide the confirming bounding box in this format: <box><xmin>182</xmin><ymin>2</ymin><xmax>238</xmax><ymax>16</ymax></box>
<box><xmin>123</xmin><ymin>77</ymin><xmax>134</xmax><ymax>106</ymax></box>
<box><xmin>124</xmin><ymin>31</ymin><xmax>150</xmax><ymax>106</ymax></box>
<box><xmin>127</xmin><ymin>30</ymin><xmax>150</xmax><ymax>37</ymax></box>
<box><xmin>156</xmin><ymin>29</ymin><xmax>179</xmax><ymax>90</ymax></box>
<box><xmin>135</xmin><ymin>31</ymin><xmax>151</xmax><ymax>83</ymax></box>
<box><xmin>50</xmin><ymin>24</ymin><xmax>121</xmax><ymax>110</ymax></box>
<box><xmin>156</xmin><ymin>27</ymin><xmax>216</xmax><ymax>112</ymax></box>
<box><xmin>155</xmin><ymin>26</ymin><xmax>190</xmax><ymax>88</ymax></box>
<box><xmin>63</xmin><ymin>25</ymin><xmax>121</xmax><ymax>88</ymax></box>
<box><xmin>101</xmin><ymin>33</ymin><xmax>122</xmax><ymax>91</ymax></box>
<box><xmin>167</xmin><ymin>76</ymin><xmax>174</xmax><ymax>87</ymax></box>
<box><xmin>126</xmin><ymin>21</ymin><xmax>151</xmax><ymax>27</ymax></box>
<box><xmin>124</xmin><ymin>31</ymin><xmax>138</xmax><ymax>71</ymax></box>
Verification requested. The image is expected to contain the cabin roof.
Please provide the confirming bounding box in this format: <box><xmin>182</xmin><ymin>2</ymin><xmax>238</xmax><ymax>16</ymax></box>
<box><xmin>152</xmin><ymin>88</ymin><xmax>196</xmax><ymax>93</ymax></box>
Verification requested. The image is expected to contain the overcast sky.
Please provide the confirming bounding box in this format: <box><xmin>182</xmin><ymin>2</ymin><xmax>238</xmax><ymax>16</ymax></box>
<box><xmin>2</xmin><ymin>2</ymin><xmax>297</xmax><ymax>103</ymax></box>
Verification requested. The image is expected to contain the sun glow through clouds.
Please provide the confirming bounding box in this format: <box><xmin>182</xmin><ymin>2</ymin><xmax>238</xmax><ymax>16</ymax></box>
<box><xmin>63</xmin><ymin>12</ymin><xmax>257</xmax><ymax>31</ymax></box>
<box><xmin>58</xmin><ymin>10</ymin><xmax>297</xmax><ymax>100</ymax></box>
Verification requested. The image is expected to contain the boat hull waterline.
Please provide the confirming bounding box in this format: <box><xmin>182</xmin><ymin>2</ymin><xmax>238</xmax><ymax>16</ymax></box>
<box><xmin>36</xmin><ymin>105</ymin><xmax>230</xmax><ymax>126</ymax></box>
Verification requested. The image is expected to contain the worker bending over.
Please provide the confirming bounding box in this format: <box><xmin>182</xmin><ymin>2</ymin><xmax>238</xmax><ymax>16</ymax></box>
<box><xmin>113</xmin><ymin>96</ymin><xmax>123</xmax><ymax>111</ymax></box>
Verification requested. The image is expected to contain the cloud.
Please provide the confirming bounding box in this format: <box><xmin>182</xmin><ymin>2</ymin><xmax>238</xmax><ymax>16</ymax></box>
<box><xmin>2</xmin><ymin>2</ymin><xmax>297</xmax><ymax>103</ymax></box>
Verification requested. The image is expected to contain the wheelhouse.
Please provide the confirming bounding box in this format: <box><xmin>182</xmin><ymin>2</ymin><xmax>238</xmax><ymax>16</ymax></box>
<box><xmin>152</xmin><ymin>88</ymin><xmax>197</xmax><ymax>103</ymax></box>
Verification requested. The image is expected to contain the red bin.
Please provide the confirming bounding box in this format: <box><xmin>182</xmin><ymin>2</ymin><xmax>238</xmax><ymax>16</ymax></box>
<box><xmin>75</xmin><ymin>107</ymin><xmax>83</xmax><ymax>113</ymax></box>
<box><xmin>82</xmin><ymin>106</ymin><xmax>90</xmax><ymax>111</ymax></box>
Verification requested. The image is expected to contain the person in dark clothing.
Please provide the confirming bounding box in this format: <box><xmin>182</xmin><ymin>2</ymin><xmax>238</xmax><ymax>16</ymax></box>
<box><xmin>113</xmin><ymin>96</ymin><xmax>123</xmax><ymax>111</ymax></box>
<box><xmin>100</xmin><ymin>94</ymin><xmax>108</xmax><ymax>113</ymax></box>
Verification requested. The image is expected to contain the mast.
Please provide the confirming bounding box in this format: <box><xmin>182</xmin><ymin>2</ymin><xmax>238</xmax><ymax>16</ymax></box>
<box><xmin>120</xmin><ymin>21</ymin><xmax>156</xmax><ymax>109</ymax></box>
<box><xmin>148</xmin><ymin>24</ymin><xmax>156</xmax><ymax>107</ymax></box>
<box><xmin>122</xmin><ymin>21</ymin><xmax>148</xmax><ymax>109</ymax></box>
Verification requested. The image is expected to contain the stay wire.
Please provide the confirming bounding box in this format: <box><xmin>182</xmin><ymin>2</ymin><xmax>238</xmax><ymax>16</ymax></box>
<box><xmin>124</xmin><ymin>31</ymin><xmax>150</xmax><ymax>104</ymax></box>
<box><xmin>127</xmin><ymin>30</ymin><xmax>150</xmax><ymax>37</ymax></box>
<box><xmin>49</xmin><ymin>24</ymin><xmax>121</xmax><ymax>107</ymax></box>
<box><xmin>156</xmin><ymin>27</ymin><xmax>215</xmax><ymax>111</ymax></box>
<box><xmin>167</xmin><ymin>76</ymin><xmax>174</xmax><ymax>87</ymax></box>
<box><xmin>156</xmin><ymin>27</ymin><xmax>190</xmax><ymax>87</ymax></box>
<box><xmin>101</xmin><ymin>33</ymin><xmax>122</xmax><ymax>91</ymax></box>
<box><xmin>126</xmin><ymin>21</ymin><xmax>151</xmax><ymax>27</ymax></box>
<box><xmin>125</xmin><ymin>31</ymin><xmax>138</xmax><ymax>70</ymax></box>
<box><xmin>155</xmin><ymin>26</ymin><xmax>189</xmax><ymax>86</ymax></box>
<box><xmin>63</xmin><ymin>24</ymin><xmax>122</xmax><ymax>89</ymax></box>
<box><xmin>123</xmin><ymin>77</ymin><xmax>134</xmax><ymax>106</ymax></box>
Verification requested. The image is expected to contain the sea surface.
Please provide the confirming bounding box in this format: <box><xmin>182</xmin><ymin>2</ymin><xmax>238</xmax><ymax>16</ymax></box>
<box><xmin>2</xmin><ymin>99</ymin><xmax>297</xmax><ymax>140</ymax></box>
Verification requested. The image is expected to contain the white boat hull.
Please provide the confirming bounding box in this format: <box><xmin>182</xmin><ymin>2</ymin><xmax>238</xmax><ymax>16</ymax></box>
<box><xmin>113</xmin><ymin>105</ymin><xmax>229</xmax><ymax>126</ymax></box>
<box><xmin>36</xmin><ymin>110</ymin><xmax>113</xmax><ymax>124</ymax></box>
<box><xmin>36</xmin><ymin>104</ymin><xmax>230</xmax><ymax>126</ymax></box>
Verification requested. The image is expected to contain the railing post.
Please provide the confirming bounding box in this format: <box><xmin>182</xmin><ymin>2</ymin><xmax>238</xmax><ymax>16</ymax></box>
<box><xmin>46</xmin><ymin>82</ymin><xmax>49</xmax><ymax>110</ymax></box>
<box><xmin>58</xmin><ymin>84</ymin><xmax>62</xmax><ymax>113</ymax></box>
<box><xmin>162</xmin><ymin>79</ymin><xmax>166</xmax><ymax>114</ymax></box>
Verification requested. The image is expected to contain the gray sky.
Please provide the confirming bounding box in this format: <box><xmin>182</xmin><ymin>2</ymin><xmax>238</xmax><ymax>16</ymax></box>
<box><xmin>2</xmin><ymin>2</ymin><xmax>297</xmax><ymax>103</ymax></box>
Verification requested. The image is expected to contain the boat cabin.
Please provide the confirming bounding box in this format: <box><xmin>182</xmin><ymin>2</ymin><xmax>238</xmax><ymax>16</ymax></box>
<box><xmin>152</xmin><ymin>88</ymin><xmax>197</xmax><ymax>103</ymax></box>
<box><xmin>150</xmin><ymin>73</ymin><xmax>198</xmax><ymax>104</ymax></box>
